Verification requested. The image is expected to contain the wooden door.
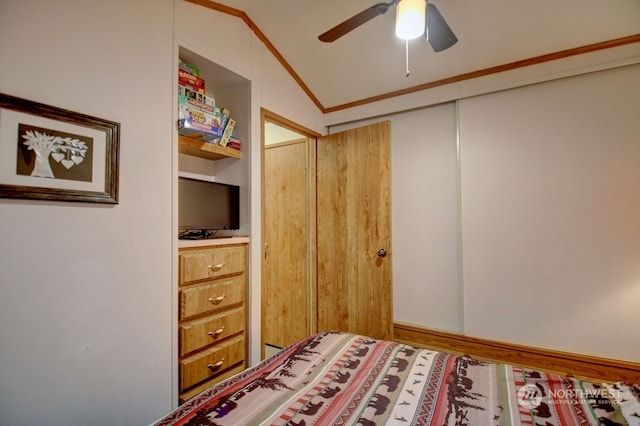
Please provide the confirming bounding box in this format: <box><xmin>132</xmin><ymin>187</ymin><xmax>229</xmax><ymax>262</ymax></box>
<box><xmin>316</xmin><ymin>121</ymin><xmax>393</xmax><ymax>340</ymax></box>
<box><xmin>262</xmin><ymin>139</ymin><xmax>314</xmax><ymax>349</ymax></box>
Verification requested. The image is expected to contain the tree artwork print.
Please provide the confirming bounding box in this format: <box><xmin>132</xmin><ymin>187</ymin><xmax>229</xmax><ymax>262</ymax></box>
<box><xmin>16</xmin><ymin>123</ymin><xmax>93</xmax><ymax>182</ymax></box>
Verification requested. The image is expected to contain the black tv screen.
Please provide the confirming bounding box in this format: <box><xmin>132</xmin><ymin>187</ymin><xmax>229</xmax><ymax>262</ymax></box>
<box><xmin>178</xmin><ymin>177</ymin><xmax>240</xmax><ymax>234</ymax></box>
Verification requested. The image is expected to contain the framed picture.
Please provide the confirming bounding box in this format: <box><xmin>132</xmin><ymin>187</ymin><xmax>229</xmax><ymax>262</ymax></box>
<box><xmin>0</xmin><ymin>93</ymin><xmax>120</xmax><ymax>204</ymax></box>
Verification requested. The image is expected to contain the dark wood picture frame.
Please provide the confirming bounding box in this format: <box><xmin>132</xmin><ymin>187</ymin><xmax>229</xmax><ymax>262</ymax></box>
<box><xmin>0</xmin><ymin>93</ymin><xmax>119</xmax><ymax>204</ymax></box>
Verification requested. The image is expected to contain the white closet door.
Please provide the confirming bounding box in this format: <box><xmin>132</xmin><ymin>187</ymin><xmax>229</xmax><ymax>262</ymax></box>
<box><xmin>459</xmin><ymin>64</ymin><xmax>640</xmax><ymax>362</ymax></box>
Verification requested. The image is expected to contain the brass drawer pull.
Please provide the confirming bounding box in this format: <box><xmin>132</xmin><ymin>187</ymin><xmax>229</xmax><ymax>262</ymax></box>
<box><xmin>208</xmin><ymin>294</ymin><xmax>225</xmax><ymax>304</ymax></box>
<box><xmin>207</xmin><ymin>359</ymin><xmax>224</xmax><ymax>372</ymax></box>
<box><xmin>208</xmin><ymin>263</ymin><xmax>225</xmax><ymax>272</ymax></box>
<box><xmin>208</xmin><ymin>327</ymin><xmax>225</xmax><ymax>339</ymax></box>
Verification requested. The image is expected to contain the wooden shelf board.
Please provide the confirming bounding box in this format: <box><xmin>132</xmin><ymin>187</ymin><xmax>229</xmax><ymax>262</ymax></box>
<box><xmin>178</xmin><ymin>135</ymin><xmax>241</xmax><ymax>160</ymax></box>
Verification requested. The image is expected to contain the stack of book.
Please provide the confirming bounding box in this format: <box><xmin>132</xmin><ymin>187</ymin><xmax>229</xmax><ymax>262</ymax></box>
<box><xmin>227</xmin><ymin>137</ymin><xmax>241</xmax><ymax>151</ymax></box>
<box><xmin>177</xmin><ymin>60</ymin><xmax>240</xmax><ymax>152</ymax></box>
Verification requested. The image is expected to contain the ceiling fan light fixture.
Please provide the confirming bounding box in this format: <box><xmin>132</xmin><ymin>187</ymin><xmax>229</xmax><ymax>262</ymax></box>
<box><xmin>395</xmin><ymin>0</ymin><xmax>425</xmax><ymax>40</ymax></box>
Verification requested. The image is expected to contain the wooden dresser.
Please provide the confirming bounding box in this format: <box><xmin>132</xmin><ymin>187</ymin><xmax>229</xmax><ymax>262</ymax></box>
<box><xmin>177</xmin><ymin>239</ymin><xmax>249</xmax><ymax>403</ymax></box>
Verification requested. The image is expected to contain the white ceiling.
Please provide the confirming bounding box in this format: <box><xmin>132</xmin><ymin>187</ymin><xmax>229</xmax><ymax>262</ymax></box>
<box><xmin>201</xmin><ymin>0</ymin><xmax>640</xmax><ymax>110</ymax></box>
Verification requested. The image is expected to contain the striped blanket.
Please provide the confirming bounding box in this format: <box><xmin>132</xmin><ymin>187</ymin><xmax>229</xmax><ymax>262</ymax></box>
<box><xmin>154</xmin><ymin>331</ymin><xmax>640</xmax><ymax>425</ymax></box>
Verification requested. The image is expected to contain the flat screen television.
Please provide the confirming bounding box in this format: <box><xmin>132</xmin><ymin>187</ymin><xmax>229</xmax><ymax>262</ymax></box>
<box><xmin>178</xmin><ymin>176</ymin><xmax>240</xmax><ymax>238</ymax></box>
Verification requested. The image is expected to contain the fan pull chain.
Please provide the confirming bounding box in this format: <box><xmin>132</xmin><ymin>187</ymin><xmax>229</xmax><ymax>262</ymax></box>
<box><xmin>405</xmin><ymin>39</ymin><xmax>410</xmax><ymax>77</ymax></box>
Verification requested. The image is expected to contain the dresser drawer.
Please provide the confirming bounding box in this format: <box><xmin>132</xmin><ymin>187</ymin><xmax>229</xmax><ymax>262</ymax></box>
<box><xmin>179</xmin><ymin>276</ymin><xmax>245</xmax><ymax>320</ymax></box>
<box><xmin>179</xmin><ymin>364</ymin><xmax>245</xmax><ymax>404</ymax></box>
<box><xmin>179</xmin><ymin>335</ymin><xmax>245</xmax><ymax>391</ymax></box>
<box><xmin>179</xmin><ymin>306</ymin><xmax>245</xmax><ymax>356</ymax></box>
<box><xmin>180</xmin><ymin>245</ymin><xmax>246</xmax><ymax>284</ymax></box>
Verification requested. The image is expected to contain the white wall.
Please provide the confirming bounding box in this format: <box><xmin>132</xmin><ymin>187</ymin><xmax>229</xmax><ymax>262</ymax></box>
<box><xmin>0</xmin><ymin>1</ymin><xmax>175</xmax><ymax>425</ymax></box>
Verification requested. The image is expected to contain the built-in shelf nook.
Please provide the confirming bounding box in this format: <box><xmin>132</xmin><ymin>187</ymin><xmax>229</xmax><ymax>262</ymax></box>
<box><xmin>175</xmin><ymin>45</ymin><xmax>251</xmax><ymax>402</ymax></box>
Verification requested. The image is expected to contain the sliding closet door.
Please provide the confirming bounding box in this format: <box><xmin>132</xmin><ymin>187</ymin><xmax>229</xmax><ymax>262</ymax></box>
<box><xmin>459</xmin><ymin>65</ymin><xmax>640</xmax><ymax>361</ymax></box>
<box><xmin>317</xmin><ymin>121</ymin><xmax>393</xmax><ymax>340</ymax></box>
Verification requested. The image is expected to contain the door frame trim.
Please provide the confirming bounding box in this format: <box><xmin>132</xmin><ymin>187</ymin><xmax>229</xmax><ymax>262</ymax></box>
<box><xmin>260</xmin><ymin>108</ymin><xmax>320</xmax><ymax>359</ymax></box>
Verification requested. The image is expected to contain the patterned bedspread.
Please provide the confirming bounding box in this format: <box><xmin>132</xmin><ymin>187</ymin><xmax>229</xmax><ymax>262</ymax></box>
<box><xmin>154</xmin><ymin>331</ymin><xmax>640</xmax><ymax>425</ymax></box>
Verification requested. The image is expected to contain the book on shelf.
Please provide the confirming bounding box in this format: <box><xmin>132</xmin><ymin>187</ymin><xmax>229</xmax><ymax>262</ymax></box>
<box><xmin>178</xmin><ymin>69</ymin><xmax>205</xmax><ymax>94</ymax></box>
<box><xmin>219</xmin><ymin>118</ymin><xmax>236</xmax><ymax>147</ymax></box>
<box><xmin>177</xmin><ymin>118</ymin><xmax>223</xmax><ymax>142</ymax></box>
<box><xmin>227</xmin><ymin>137</ymin><xmax>241</xmax><ymax>150</ymax></box>
<box><xmin>220</xmin><ymin>107</ymin><xmax>230</xmax><ymax>129</ymax></box>
<box><xmin>178</xmin><ymin>95</ymin><xmax>221</xmax><ymax>129</ymax></box>
<box><xmin>178</xmin><ymin>60</ymin><xmax>199</xmax><ymax>76</ymax></box>
<box><xmin>178</xmin><ymin>92</ymin><xmax>214</xmax><ymax>112</ymax></box>
<box><xmin>178</xmin><ymin>85</ymin><xmax>215</xmax><ymax>109</ymax></box>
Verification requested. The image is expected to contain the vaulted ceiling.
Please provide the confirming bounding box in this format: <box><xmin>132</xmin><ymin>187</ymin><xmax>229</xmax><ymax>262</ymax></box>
<box><xmin>189</xmin><ymin>0</ymin><xmax>640</xmax><ymax>112</ymax></box>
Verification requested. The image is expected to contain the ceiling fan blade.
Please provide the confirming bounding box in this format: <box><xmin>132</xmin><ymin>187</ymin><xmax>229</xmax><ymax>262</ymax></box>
<box><xmin>318</xmin><ymin>1</ymin><xmax>398</xmax><ymax>42</ymax></box>
<box><xmin>426</xmin><ymin>3</ymin><xmax>458</xmax><ymax>52</ymax></box>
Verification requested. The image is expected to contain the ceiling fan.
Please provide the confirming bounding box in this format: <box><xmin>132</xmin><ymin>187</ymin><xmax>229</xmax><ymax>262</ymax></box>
<box><xmin>318</xmin><ymin>0</ymin><xmax>457</xmax><ymax>53</ymax></box>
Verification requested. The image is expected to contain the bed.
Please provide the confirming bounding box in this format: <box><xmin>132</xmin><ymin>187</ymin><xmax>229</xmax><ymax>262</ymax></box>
<box><xmin>154</xmin><ymin>331</ymin><xmax>640</xmax><ymax>425</ymax></box>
